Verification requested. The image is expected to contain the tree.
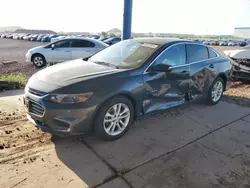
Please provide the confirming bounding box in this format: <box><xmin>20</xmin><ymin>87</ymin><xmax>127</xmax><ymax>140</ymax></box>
<box><xmin>101</xmin><ymin>31</ymin><xmax>108</xmax><ymax>36</ymax></box>
<box><xmin>108</xmin><ymin>32</ymin><xmax>116</xmax><ymax>37</ymax></box>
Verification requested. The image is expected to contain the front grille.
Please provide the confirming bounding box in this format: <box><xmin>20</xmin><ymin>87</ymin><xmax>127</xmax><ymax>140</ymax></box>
<box><xmin>29</xmin><ymin>101</ymin><xmax>45</xmax><ymax>116</ymax></box>
<box><xmin>28</xmin><ymin>88</ymin><xmax>46</xmax><ymax>97</ymax></box>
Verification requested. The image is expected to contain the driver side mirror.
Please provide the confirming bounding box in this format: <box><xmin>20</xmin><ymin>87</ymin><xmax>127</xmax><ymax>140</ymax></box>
<box><xmin>51</xmin><ymin>44</ymin><xmax>55</xmax><ymax>50</ymax></box>
<box><xmin>151</xmin><ymin>64</ymin><xmax>173</xmax><ymax>72</ymax></box>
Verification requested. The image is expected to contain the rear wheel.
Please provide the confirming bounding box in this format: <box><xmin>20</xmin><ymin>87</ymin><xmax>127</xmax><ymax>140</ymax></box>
<box><xmin>94</xmin><ymin>96</ymin><xmax>134</xmax><ymax>141</ymax></box>
<box><xmin>32</xmin><ymin>54</ymin><xmax>46</xmax><ymax>68</ymax></box>
<box><xmin>207</xmin><ymin>77</ymin><xmax>224</xmax><ymax>105</ymax></box>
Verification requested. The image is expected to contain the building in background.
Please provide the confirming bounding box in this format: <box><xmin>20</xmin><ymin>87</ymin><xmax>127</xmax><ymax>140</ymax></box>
<box><xmin>234</xmin><ymin>27</ymin><xmax>250</xmax><ymax>38</ymax></box>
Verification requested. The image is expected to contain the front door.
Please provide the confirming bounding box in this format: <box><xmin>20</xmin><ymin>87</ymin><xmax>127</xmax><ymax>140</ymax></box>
<box><xmin>46</xmin><ymin>40</ymin><xmax>72</xmax><ymax>63</ymax></box>
<box><xmin>142</xmin><ymin>43</ymin><xmax>190</xmax><ymax>114</ymax></box>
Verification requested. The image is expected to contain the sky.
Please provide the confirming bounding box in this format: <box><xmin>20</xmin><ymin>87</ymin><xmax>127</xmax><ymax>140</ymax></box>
<box><xmin>0</xmin><ymin>0</ymin><xmax>250</xmax><ymax>35</ymax></box>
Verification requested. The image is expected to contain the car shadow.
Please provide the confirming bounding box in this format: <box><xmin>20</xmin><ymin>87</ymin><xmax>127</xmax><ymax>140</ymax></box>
<box><xmin>0</xmin><ymin>89</ymin><xmax>24</xmax><ymax>98</ymax></box>
<box><xmin>222</xmin><ymin>95</ymin><xmax>250</xmax><ymax>107</ymax></box>
<box><xmin>52</xmin><ymin>135</ymin><xmax>114</xmax><ymax>187</ymax></box>
<box><xmin>52</xmin><ymin>98</ymin><xmax>208</xmax><ymax>187</ymax></box>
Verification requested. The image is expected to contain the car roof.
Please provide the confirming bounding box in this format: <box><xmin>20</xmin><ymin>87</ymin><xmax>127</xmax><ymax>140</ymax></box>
<box><xmin>131</xmin><ymin>37</ymin><xmax>189</xmax><ymax>46</ymax></box>
<box><xmin>57</xmin><ymin>37</ymin><xmax>109</xmax><ymax>46</ymax></box>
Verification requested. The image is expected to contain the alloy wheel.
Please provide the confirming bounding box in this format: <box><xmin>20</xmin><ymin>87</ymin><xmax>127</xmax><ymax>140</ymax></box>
<box><xmin>103</xmin><ymin>103</ymin><xmax>130</xmax><ymax>136</ymax></box>
<box><xmin>33</xmin><ymin>56</ymin><xmax>44</xmax><ymax>66</ymax></box>
<box><xmin>211</xmin><ymin>80</ymin><xmax>223</xmax><ymax>102</ymax></box>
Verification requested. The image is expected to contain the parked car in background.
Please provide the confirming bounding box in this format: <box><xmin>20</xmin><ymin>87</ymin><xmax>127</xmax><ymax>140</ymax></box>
<box><xmin>22</xmin><ymin>34</ymin><xmax>31</xmax><ymax>40</ymax></box>
<box><xmin>89</xmin><ymin>35</ymin><xmax>100</xmax><ymax>39</ymax></box>
<box><xmin>30</xmin><ymin>35</ymin><xmax>39</xmax><ymax>41</ymax></box>
<box><xmin>103</xmin><ymin>37</ymin><xmax>121</xmax><ymax>45</ymax></box>
<box><xmin>203</xmin><ymin>40</ymin><xmax>212</xmax><ymax>45</ymax></box>
<box><xmin>239</xmin><ymin>41</ymin><xmax>247</xmax><ymax>47</ymax></box>
<box><xmin>25</xmin><ymin>38</ymin><xmax>108</xmax><ymax>68</ymax></box>
<box><xmin>41</xmin><ymin>34</ymin><xmax>59</xmax><ymax>42</ymax></box>
<box><xmin>51</xmin><ymin>35</ymin><xmax>68</xmax><ymax>43</ymax></box>
<box><xmin>228</xmin><ymin>41</ymin><xmax>238</xmax><ymax>46</ymax></box>
<box><xmin>7</xmin><ymin>34</ymin><xmax>14</xmax><ymax>39</ymax></box>
<box><xmin>36</xmin><ymin>34</ymin><xmax>46</xmax><ymax>41</ymax></box>
<box><xmin>13</xmin><ymin>34</ymin><xmax>19</xmax><ymax>39</ymax></box>
<box><xmin>224</xmin><ymin>44</ymin><xmax>250</xmax><ymax>82</ymax></box>
<box><xmin>41</xmin><ymin>35</ymin><xmax>52</xmax><ymax>42</ymax></box>
<box><xmin>219</xmin><ymin>41</ymin><xmax>228</xmax><ymax>46</ymax></box>
<box><xmin>24</xmin><ymin>38</ymin><xmax>232</xmax><ymax>141</ymax></box>
<box><xmin>210</xmin><ymin>40</ymin><xmax>219</xmax><ymax>45</ymax></box>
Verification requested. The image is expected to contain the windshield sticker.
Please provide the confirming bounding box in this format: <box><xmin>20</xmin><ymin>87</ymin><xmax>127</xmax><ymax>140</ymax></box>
<box><xmin>142</xmin><ymin>43</ymin><xmax>158</xmax><ymax>49</ymax></box>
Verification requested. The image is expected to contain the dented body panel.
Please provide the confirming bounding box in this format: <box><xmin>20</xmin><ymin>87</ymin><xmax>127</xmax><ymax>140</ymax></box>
<box><xmin>143</xmin><ymin>65</ymin><xmax>190</xmax><ymax>114</ymax></box>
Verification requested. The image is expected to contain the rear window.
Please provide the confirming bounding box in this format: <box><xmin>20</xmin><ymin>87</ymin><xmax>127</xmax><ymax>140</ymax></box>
<box><xmin>187</xmin><ymin>44</ymin><xmax>209</xmax><ymax>63</ymax></box>
<box><xmin>208</xmin><ymin>48</ymin><xmax>218</xmax><ymax>58</ymax></box>
<box><xmin>71</xmin><ymin>40</ymin><xmax>95</xmax><ymax>48</ymax></box>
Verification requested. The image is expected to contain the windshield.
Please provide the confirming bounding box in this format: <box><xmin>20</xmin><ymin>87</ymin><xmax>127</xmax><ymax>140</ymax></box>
<box><xmin>89</xmin><ymin>40</ymin><xmax>159</xmax><ymax>69</ymax></box>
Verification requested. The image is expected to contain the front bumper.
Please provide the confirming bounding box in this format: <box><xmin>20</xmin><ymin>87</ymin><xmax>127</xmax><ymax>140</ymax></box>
<box><xmin>231</xmin><ymin>61</ymin><xmax>250</xmax><ymax>81</ymax></box>
<box><xmin>24</xmin><ymin>89</ymin><xmax>96</xmax><ymax>136</ymax></box>
<box><xmin>25</xmin><ymin>52</ymin><xmax>32</xmax><ymax>63</ymax></box>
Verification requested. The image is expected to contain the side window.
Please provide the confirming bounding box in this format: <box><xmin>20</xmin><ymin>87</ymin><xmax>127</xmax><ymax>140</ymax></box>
<box><xmin>114</xmin><ymin>38</ymin><xmax>121</xmax><ymax>42</ymax></box>
<box><xmin>54</xmin><ymin>40</ymin><xmax>71</xmax><ymax>48</ymax></box>
<box><xmin>186</xmin><ymin>44</ymin><xmax>208</xmax><ymax>63</ymax></box>
<box><xmin>154</xmin><ymin>44</ymin><xmax>186</xmax><ymax>67</ymax></box>
<box><xmin>71</xmin><ymin>40</ymin><xmax>95</xmax><ymax>48</ymax></box>
<box><xmin>208</xmin><ymin>48</ymin><xmax>218</xmax><ymax>58</ymax></box>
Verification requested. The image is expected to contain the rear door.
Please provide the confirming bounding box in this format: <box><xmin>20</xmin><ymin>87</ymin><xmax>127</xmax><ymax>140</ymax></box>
<box><xmin>143</xmin><ymin>43</ymin><xmax>190</xmax><ymax>114</ymax></box>
<box><xmin>187</xmin><ymin>44</ymin><xmax>218</xmax><ymax>99</ymax></box>
<box><xmin>71</xmin><ymin>39</ymin><xmax>98</xmax><ymax>59</ymax></box>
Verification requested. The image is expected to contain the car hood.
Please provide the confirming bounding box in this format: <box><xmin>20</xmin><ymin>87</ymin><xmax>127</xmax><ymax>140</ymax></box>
<box><xmin>36</xmin><ymin>59</ymin><xmax>123</xmax><ymax>86</ymax></box>
<box><xmin>29</xmin><ymin>46</ymin><xmax>44</xmax><ymax>53</ymax></box>
<box><xmin>224</xmin><ymin>49</ymin><xmax>250</xmax><ymax>59</ymax></box>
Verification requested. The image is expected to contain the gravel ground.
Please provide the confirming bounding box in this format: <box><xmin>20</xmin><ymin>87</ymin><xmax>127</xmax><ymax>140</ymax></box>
<box><xmin>0</xmin><ymin>38</ymin><xmax>47</xmax><ymax>77</ymax></box>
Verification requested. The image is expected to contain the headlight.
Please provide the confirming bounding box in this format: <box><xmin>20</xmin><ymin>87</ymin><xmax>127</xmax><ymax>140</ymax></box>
<box><xmin>49</xmin><ymin>93</ymin><xmax>93</xmax><ymax>104</ymax></box>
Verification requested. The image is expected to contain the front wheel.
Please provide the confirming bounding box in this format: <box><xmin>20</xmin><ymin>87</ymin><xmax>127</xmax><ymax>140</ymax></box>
<box><xmin>94</xmin><ymin>96</ymin><xmax>134</xmax><ymax>141</ymax></box>
<box><xmin>207</xmin><ymin>77</ymin><xmax>224</xmax><ymax>105</ymax></box>
<box><xmin>32</xmin><ymin>54</ymin><xmax>46</xmax><ymax>68</ymax></box>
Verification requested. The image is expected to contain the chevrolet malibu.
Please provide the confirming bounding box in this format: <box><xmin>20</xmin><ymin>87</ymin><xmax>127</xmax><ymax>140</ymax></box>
<box><xmin>24</xmin><ymin>38</ymin><xmax>232</xmax><ymax>141</ymax></box>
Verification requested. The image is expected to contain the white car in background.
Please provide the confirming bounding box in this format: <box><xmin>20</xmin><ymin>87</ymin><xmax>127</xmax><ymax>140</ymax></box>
<box><xmin>224</xmin><ymin>44</ymin><xmax>250</xmax><ymax>59</ymax></box>
<box><xmin>224</xmin><ymin>44</ymin><xmax>250</xmax><ymax>82</ymax></box>
<box><xmin>25</xmin><ymin>38</ymin><xmax>109</xmax><ymax>68</ymax></box>
<box><xmin>51</xmin><ymin>36</ymin><xmax>67</xmax><ymax>43</ymax></box>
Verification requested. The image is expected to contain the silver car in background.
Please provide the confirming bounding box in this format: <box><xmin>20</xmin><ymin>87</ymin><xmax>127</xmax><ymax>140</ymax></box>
<box><xmin>25</xmin><ymin>38</ymin><xmax>109</xmax><ymax>68</ymax></box>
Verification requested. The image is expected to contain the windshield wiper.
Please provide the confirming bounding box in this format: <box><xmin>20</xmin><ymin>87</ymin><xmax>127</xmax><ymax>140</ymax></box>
<box><xmin>91</xmin><ymin>60</ymin><xmax>119</xmax><ymax>69</ymax></box>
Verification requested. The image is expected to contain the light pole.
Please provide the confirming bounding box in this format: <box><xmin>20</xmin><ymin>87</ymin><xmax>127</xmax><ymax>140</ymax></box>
<box><xmin>122</xmin><ymin>0</ymin><xmax>133</xmax><ymax>40</ymax></box>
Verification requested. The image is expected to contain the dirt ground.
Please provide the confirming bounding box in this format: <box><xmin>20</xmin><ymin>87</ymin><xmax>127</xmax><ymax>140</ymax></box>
<box><xmin>0</xmin><ymin>38</ymin><xmax>250</xmax><ymax>187</ymax></box>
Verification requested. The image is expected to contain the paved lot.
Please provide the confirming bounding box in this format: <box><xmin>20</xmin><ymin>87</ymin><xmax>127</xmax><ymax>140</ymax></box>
<box><xmin>1</xmin><ymin>94</ymin><xmax>250</xmax><ymax>187</ymax></box>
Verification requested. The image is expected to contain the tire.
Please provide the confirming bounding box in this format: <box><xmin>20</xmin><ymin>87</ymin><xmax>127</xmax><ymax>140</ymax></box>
<box><xmin>94</xmin><ymin>96</ymin><xmax>134</xmax><ymax>141</ymax></box>
<box><xmin>32</xmin><ymin>54</ymin><xmax>46</xmax><ymax>68</ymax></box>
<box><xmin>207</xmin><ymin>77</ymin><xmax>224</xmax><ymax>105</ymax></box>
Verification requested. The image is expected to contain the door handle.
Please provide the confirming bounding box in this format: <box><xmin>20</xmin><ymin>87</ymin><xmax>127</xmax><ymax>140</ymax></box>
<box><xmin>209</xmin><ymin>64</ymin><xmax>214</xmax><ymax>68</ymax></box>
<box><xmin>180</xmin><ymin>70</ymin><xmax>189</xmax><ymax>74</ymax></box>
<box><xmin>65</xmin><ymin>50</ymin><xmax>70</xmax><ymax>52</ymax></box>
